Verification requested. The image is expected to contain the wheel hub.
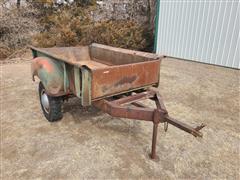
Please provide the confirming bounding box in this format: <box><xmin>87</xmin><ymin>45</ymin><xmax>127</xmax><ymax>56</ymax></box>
<box><xmin>41</xmin><ymin>91</ymin><xmax>49</xmax><ymax>113</ymax></box>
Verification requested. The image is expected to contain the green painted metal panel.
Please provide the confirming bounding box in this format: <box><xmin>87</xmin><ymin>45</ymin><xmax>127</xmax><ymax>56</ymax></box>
<box><xmin>74</xmin><ymin>66</ymin><xmax>81</xmax><ymax>98</ymax></box>
<box><xmin>63</xmin><ymin>63</ymin><xmax>70</xmax><ymax>93</ymax></box>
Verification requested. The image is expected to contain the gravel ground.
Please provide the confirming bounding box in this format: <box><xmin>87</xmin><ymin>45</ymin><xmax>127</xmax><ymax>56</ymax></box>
<box><xmin>1</xmin><ymin>58</ymin><xmax>239</xmax><ymax>179</ymax></box>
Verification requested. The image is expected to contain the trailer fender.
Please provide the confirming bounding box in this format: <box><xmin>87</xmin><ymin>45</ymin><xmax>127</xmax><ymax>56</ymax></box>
<box><xmin>31</xmin><ymin>57</ymin><xmax>64</xmax><ymax>96</ymax></box>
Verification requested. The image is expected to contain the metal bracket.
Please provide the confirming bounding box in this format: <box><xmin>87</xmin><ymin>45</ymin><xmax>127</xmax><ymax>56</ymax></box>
<box><xmin>63</xmin><ymin>62</ymin><xmax>69</xmax><ymax>93</ymax></box>
<box><xmin>81</xmin><ymin>67</ymin><xmax>92</xmax><ymax>106</ymax></box>
<box><xmin>74</xmin><ymin>66</ymin><xmax>81</xmax><ymax>98</ymax></box>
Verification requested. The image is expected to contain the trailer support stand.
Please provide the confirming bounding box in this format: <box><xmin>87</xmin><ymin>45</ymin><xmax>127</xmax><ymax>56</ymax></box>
<box><xmin>151</xmin><ymin>123</ymin><xmax>159</xmax><ymax>159</ymax></box>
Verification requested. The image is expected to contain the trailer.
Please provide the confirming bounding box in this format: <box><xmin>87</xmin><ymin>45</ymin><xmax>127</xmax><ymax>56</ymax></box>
<box><xmin>30</xmin><ymin>43</ymin><xmax>205</xmax><ymax>160</ymax></box>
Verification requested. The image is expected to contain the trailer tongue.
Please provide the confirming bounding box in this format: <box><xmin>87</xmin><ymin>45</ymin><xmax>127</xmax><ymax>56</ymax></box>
<box><xmin>93</xmin><ymin>88</ymin><xmax>205</xmax><ymax>159</ymax></box>
<box><xmin>30</xmin><ymin>43</ymin><xmax>205</xmax><ymax>160</ymax></box>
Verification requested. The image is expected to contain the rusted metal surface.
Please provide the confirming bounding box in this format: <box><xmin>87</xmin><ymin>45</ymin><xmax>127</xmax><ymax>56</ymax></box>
<box><xmin>111</xmin><ymin>90</ymin><xmax>155</xmax><ymax>105</ymax></box>
<box><xmin>94</xmin><ymin>99</ymin><xmax>154</xmax><ymax>121</ymax></box>
<box><xmin>30</xmin><ymin>46</ymin><xmax>91</xmax><ymax>64</ymax></box>
<box><xmin>163</xmin><ymin>116</ymin><xmax>205</xmax><ymax>137</ymax></box>
<box><xmin>93</xmin><ymin>89</ymin><xmax>205</xmax><ymax>159</ymax></box>
<box><xmin>151</xmin><ymin>123</ymin><xmax>159</xmax><ymax>159</ymax></box>
<box><xmin>30</xmin><ymin>43</ymin><xmax>161</xmax><ymax>67</ymax></box>
<box><xmin>91</xmin><ymin>60</ymin><xmax>160</xmax><ymax>99</ymax></box>
<box><xmin>30</xmin><ymin>43</ymin><xmax>162</xmax><ymax>102</ymax></box>
<box><xmin>90</xmin><ymin>43</ymin><xmax>161</xmax><ymax>65</ymax></box>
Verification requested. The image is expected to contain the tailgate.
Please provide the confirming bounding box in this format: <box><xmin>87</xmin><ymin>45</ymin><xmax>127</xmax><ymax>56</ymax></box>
<box><xmin>91</xmin><ymin>60</ymin><xmax>160</xmax><ymax>100</ymax></box>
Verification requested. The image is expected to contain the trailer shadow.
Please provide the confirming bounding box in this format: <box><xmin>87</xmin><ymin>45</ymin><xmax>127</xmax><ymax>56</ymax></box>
<box><xmin>61</xmin><ymin>96</ymin><xmax>155</xmax><ymax>162</ymax></box>
<box><xmin>62</xmin><ymin>97</ymin><xmax>144</xmax><ymax>134</ymax></box>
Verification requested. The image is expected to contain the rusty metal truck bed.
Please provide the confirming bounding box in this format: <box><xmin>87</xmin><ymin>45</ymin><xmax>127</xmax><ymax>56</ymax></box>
<box><xmin>31</xmin><ymin>43</ymin><xmax>162</xmax><ymax>103</ymax></box>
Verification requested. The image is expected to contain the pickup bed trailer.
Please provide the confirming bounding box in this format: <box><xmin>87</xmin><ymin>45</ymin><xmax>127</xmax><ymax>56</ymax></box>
<box><xmin>30</xmin><ymin>43</ymin><xmax>205</xmax><ymax>160</ymax></box>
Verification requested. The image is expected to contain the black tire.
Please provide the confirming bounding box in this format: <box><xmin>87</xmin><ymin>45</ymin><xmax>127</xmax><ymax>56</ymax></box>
<box><xmin>38</xmin><ymin>82</ymin><xmax>63</xmax><ymax>122</ymax></box>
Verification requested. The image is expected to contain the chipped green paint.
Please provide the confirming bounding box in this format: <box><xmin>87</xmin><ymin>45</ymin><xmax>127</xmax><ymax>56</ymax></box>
<box><xmin>63</xmin><ymin>62</ymin><xmax>70</xmax><ymax>93</ymax></box>
<box><xmin>33</xmin><ymin>57</ymin><xmax>64</xmax><ymax>96</ymax></box>
<box><xmin>31</xmin><ymin>49</ymin><xmax>37</xmax><ymax>58</ymax></box>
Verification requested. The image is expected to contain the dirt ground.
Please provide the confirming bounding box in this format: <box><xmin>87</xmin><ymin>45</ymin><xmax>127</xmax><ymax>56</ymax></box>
<box><xmin>1</xmin><ymin>57</ymin><xmax>239</xmax><ymax>179</ymax></box>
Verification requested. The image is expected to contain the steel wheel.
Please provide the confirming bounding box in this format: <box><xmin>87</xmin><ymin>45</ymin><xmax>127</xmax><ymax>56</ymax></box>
<box><xmin>38</xmin><ymin>82</ymin><xmax>63</xmax><ymax>122</ymax></box>
<box><xmin>40</xmin><ymin>89</ymin><xmax>50</xmax><ymax>114</ymax></box>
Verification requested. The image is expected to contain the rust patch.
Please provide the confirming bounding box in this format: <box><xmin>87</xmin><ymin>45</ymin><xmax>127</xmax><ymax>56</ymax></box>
<box><xmin>114</xmin><ymin>76</ymin><xmax>137</xmax><ymax>87</ymax></box>
<box><xmin>32</xmin><ymin>57</ymin><xmax>53</xmax><ymax>74</ymax></box>
<box><xmin>41</xmin><ymin>59</ymin><xmax>53</xmax><ymax>73</ymax></box>
<box><xmin>102</xmin><ymin>86</ymin><xmax>108</xmax><ymax>93</ymax></box>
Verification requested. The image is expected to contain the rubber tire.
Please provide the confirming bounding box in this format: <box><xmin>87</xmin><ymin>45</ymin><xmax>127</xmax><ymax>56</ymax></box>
<box><xmin>38</xmin><ymin>82</ymin><xmax>63</xmax><ymax>122</ymax></box>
